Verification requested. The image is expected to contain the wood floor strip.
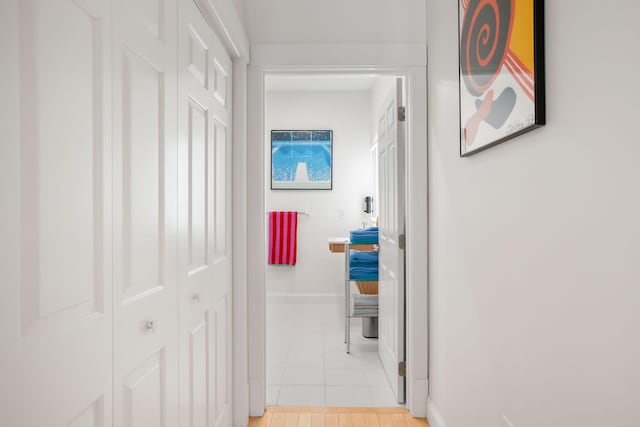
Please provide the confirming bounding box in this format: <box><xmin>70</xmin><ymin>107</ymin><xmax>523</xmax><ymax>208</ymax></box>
<box><xmin>257</xmin><ymin>407</ymin><xmax>428</xmax><ymax>427</ymax></box>
<box><xmin>404</xmin><ymin>414</ymin><xmax>429</xmax><ymax>427</ymax></box>
<box><xmin>284</xmin><ymin>413</ymin><xmax>299</xmax><ymax>427</ymax></box>
<box><xmin>249</xmin><ymin>417</ymin><xmax>262</xmax><ymax>427</ymax></box>
<box><xmin>271</xmin><ymin>412</ymin><xmax>286</xmax><ymax>427</ymax></box>
<box><xmin>365</xmin><ymin>413</ymin><xmax>381</xmax><ymax>427</ymax></box>
<box><xmin>325</xmin><ymin>413</ymin><xmax>340</xmax><ymax>427</ymax></box>
<box><xmin>339</xmin><ymin>413</ymin><xmax>352</xmax><ymax>427</ymax></box>
<box><xmin>351</xmin><ymin>413</ymin><xmax>367</xmax><ymax>427</ymax></box>
<box><xmin>390</xmin><ymin>414</ymin><xmax>407</xmax><ymax>427</ymax></box>
<box><xmin>265</xmin><ymin>412</ymin><xmax>275</xmax><ymax>427</ymax></box>
<box><xmin>311</xmin><ymin>413</ymin><xmax>325</xmax><ymax>427</ymax></box>
<box><xmin>298</xmin><ymin>413</ymin><xmax>312</xmax><ymax>427</ymax></box>
<box><xmin>377</xmin><ymin>413</ymin><xmax>393</xmax><ymax>427</ymax></box>
<box><xmin>267</xmin><ymin>407</ymin><xmax>410</xmax><ymax>414</ymax></box>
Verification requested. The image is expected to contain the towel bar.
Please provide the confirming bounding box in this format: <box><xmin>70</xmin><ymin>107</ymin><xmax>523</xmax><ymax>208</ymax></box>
<box><xmin>265</xmin><ymin>211</ymin><xmax>309</xmax><ymax>216</ymax></box>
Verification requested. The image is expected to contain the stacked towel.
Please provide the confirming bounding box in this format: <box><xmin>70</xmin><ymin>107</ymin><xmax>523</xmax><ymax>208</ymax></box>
<box><xmin>350</xmin><ymin>226</ymin><xmax>379</xmax><ymax>244</ymax></box>
<box><xmin>349</xmin><ymin>266</ymin><xmax>378</xmax><ymax>281</ymax></box>
<box><xmin>351</xmin><ymin>293</ymin><xmax>378</xmax><ymax>317</ymax></box>
<box><xmin>349</xmin><ymin>249</ymin><xmax>378</xmax><ymax>280</ymax></box>
<box><xmin>349</xmin><ymin>250</ymin><xmax>378</xmax><ymax>266</ymax></box>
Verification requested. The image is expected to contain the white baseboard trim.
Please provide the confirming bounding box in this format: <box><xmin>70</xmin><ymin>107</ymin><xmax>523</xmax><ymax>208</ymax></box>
<box><xmin>267</xmin><ymin>292</ymin><xmax>342</xmax><ymax>304</ymax></box>
<box><xmin>426</xmin><ymin>399</ymin><xmax>448</xmax><ymax>427</ymax></box>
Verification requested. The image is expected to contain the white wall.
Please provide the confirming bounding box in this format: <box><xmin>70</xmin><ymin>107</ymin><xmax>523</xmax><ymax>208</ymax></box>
<box><xmin>426</xmin><ymin>1</ymin><xmax>640</xmax><ymax>426</ymax></box>
<box><xmin>245</xmin><ymin>0</ymin><xmax>425</xmax><ymax>44</ymax></box>
<box><xmin>231</xmin><ymin>0</ymin><xmax>245</xmax><ymax>26</ymax></box>
<box><xmin>265</xmin><ymin>90</ymin><xmax>372</xmax><ymax>295</ymax></box>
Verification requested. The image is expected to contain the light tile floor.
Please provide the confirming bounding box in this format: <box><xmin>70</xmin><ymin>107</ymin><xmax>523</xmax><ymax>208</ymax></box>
<box><xmin>266</xmin><ymin>302</ymin><xmax>401</xmax><ymax>407</ymax></box>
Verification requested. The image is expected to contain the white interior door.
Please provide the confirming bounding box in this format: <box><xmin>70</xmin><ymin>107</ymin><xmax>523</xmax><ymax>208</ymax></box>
<box><xmin>177</xmin><ymin>1</ymin><xmax>234</xmax><ymax>427</ymax></box>
<box><xmin>377</xmin><ymin>78</ymin><xmax>406</xmax><ymax>403</ymax></box>
<box><xmin>111</xmin><ymin>0</ymin><xmax>180</xmax><ymax>425</ymax></box>
<box><xmin>0</xmin><ymin>0</ymin><xmax>114</xmax><ymax>425</ymax></box>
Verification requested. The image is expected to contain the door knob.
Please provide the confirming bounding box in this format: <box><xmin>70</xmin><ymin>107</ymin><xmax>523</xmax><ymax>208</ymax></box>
<box><xmin>192</xmin><ymin>294</ymin><xmax>201</xmax><ymax>302</ymax></box>
<box><xmin>144</xmin><ymin>321</ymin><xmax>156</xmax><ymax>332</ymax></box>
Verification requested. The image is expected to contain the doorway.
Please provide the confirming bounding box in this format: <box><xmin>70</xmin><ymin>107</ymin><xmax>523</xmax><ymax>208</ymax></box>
<box><xmin>244</xmin><ymin>49</ymin><xmax>429</xmax><ymax>416</ymax></box>
<box><xmin>263</xmin><ymin>74</ymin><xmax>400</xmax><ymax>406</ymax></box>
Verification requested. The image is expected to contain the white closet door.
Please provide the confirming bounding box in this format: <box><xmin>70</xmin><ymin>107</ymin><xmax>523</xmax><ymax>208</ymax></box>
<box><xmin>177</xmin><ymin>2</ymin><xmax>234</xmax><ymax>426</ymax></box>
<box><xmin>0</xmin><ymin>0</ymin><xmax>113</xmax><ymax>425</ymax></box>
<box><xmin>111</xmin><ymin>0</ymin><xmax>180</xmax><ymax>425</ymax></box>
<box><xmin>378</xmin><ymin>78</ymin><xmax>406</xmax><ymax>403</ymax></box>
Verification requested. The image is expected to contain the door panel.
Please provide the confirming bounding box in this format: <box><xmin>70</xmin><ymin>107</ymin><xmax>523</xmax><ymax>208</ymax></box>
<box><xmin>188</xmin><ymin>99</ymin><xmax>210</xmax><ymax>273</ymax></box>
<box><xmin>123</xmin><ymin>350</ymin><xmax>167</xmax><ymax>427</ymax></box>
<box><xmin>213</xmin><ymin>296</ymin><xmax>231</xmax><ymax>424</ymax></box>
<box><xmin>178</xmin><ymin>2</ymin><xmax>233</xmax><ymax>427</ymax></box>
<box><xmin>120</xmin><ymin>48</ymin><xmax>165</xmax><ymax>300</ymax></box>
<box><xmin>213</xmin><ymin>121</ymin><xmax>229</xmax><ymax>260</ymax></box>
<box><xmin>112</xmin><ymin>0</ymin><xmax>178</xmax><ymax>425</ymax></box>
<box><xmin>22</xmin><ymin>0</ymin><xmax>105</xmax><ymax>335</ymax></box>
<box><xmin>213</xmin><ymin>60</ymin><xmax>228</xmax><ymax>105</ymax></box>
<box><xmin>67</xmin><ymin>399</ymin><xmax>104</xmax><ymax>427</ymax></box>
<box><xmin>0</xmin><ymin>0</ymin><xmax>113</xmax><ymax>425</ymax></box>
<box><xmin>189</xmin><ymin>313</ymin><xmax>211</xmax><ymax>427</ymax></box>
<box><xmin>378</xmin><ymin>78</ymin><xmax>406</xmax><ymax>403</ymax></box>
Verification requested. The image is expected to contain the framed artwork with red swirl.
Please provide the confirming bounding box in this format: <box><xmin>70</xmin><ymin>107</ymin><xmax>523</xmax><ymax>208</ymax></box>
<box><xmin>458</xmin><ymin>0</ymin><xmax>545</xmax><ymax>156</ymax></box>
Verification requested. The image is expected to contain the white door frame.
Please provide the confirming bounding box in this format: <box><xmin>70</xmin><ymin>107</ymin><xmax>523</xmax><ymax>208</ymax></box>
<box><xmin>245</xmin><ymin>43</ymin><xmax>429</xmax><ymax>417</ymax></box>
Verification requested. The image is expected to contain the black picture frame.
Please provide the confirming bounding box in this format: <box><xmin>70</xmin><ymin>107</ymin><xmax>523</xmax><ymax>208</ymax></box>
<box><xmin>270</xmin><ymin>130</ymin><xmax>333</xmax><ymax>190</ymax></box>
<box><xmin>458</xmin><ymin>0</ymin><xmax>546</xmax><ymax>157</ymax></box>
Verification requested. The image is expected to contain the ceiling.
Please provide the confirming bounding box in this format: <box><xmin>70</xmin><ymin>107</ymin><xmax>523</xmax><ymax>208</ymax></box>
<box><xmin>244</xmin><ymin>0</ymin><xmax>426</xmax><ymax>45</ymax></box>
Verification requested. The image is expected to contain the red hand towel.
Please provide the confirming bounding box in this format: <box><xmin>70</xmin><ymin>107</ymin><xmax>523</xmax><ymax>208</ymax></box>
<box><xmin>268</xmin><ymin>211</ymin><xmax>298</xmax><ymax>265</ymax></box>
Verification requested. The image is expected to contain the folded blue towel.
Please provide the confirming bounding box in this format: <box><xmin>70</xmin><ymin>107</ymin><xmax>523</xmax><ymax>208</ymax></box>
<box><xmin>350</xmin><ymin>273</ymin><xmax>378</xmax><ymax>281</ymax></box>
<box><xmin>350</xmin><ymin>227</ymin><xmax>377</xmax><ymax>235</ymax></box>
<box><xmin>350</xmin><ymin>227</ymin><xmax>379</xmax><ymax>244</ymax></box>
<box><xmin>350</xmin><ymin>260</ymin><xmax>378</xmax><ymax>268</ymax></box>
<box><xmin>350</xmin><ymin>266</ymin><xmax>378</xmax><ymax>274</ymax></box>
<box><xmin>350</xmin><ymin>266</ymin><xmax>378</xmax><ymax>281</ymax></box>
<box><xmin>349</xmin><ymin>236</ymin><xmax>378</xmax><ymax>244</ymax></box>
<box><xmin>350</xmin><ymin>231</ymin><xmax>378</xmax><ymax>237</ymax></box>
<box><xmin>350</xmin><ymin>250</ymin><xmax>378</xmax><ymax>263</ymax></box>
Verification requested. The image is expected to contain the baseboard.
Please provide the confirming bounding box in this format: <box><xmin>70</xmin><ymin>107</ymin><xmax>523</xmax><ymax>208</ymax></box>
<box><xmin>266</xmin><ymin>292</ymin><xmax>342</xmax><ymax>304</ymax></box>
<box><xmin>426</xmin><ymin>398</ymin><xmax>448</xmax><ymax>427</ymax></box>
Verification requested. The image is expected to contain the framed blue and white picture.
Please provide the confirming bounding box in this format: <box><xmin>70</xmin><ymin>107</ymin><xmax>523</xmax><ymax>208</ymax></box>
<box><xmin>271</xmin><ymin>130</ymin><xmax>333</xmax><ymax>190</ymax></box>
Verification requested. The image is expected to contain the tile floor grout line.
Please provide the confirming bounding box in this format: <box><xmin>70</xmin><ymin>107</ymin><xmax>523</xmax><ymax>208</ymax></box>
<box><xmin>274</xmin><ymin>382</ymin><xmax>281</xmax><ymax>407</ymax></box>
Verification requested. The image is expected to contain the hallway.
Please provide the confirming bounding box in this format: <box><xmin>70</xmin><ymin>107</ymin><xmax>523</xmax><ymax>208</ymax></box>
<box><xmin>2</xmin><ymin>0</ymin><xmax>640</xmax><ymax>425</ymax></box>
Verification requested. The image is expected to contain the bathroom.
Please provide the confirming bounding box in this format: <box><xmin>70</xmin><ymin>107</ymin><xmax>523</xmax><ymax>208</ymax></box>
<box><xmin>263</xmin><ymin>74</ymin><xmax>402</xmax><ymax>407</ymax></box>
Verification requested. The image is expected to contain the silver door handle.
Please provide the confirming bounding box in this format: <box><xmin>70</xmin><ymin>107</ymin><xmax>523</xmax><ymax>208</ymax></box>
<box><xmin>192</xmin><ymin>294</ymin><xmax>201</xmax><ymax>302</ymax></box>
